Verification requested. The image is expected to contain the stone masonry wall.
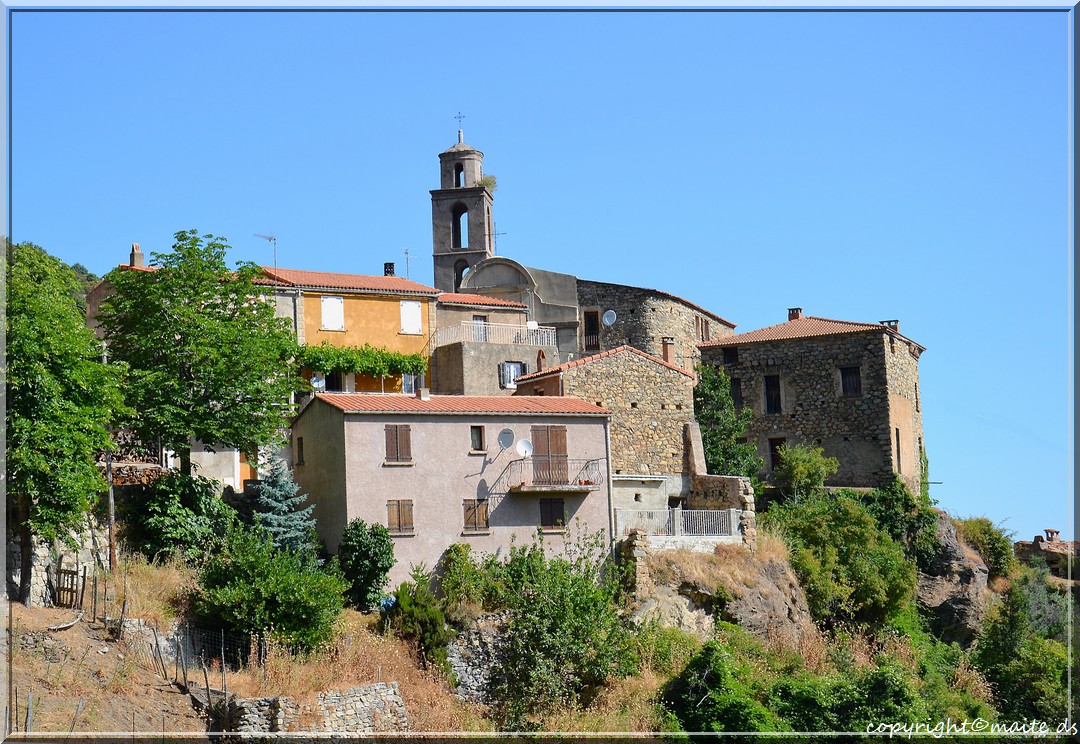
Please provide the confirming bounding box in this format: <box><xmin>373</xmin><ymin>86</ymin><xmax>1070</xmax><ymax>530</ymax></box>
<box><xmin>226</xmin><ymin>682</ymin><xmax>407</xmax><ymax>734</ymax></box>
<box><xmin>700</xmin><ymin>330</ymin><xmax>920</xmax><ymax>492</ymax></box>
<box><xmin>882</xmin><ymin>332</ymin><xmax>925</xmax><ymax>495</ymax></box>
<box><xmin>576</xmin><ymin>280</ymin><xmax>733</xmax><ymax>374</ymax></box>
<box><xmin>7</xmin><ymin>519</ymin><xmax>110</xmax><ymax>606</ymax></box>
<box><xmin>560</xmin><ymin>349</ymin><xmax>696</xmax><ymax>478</ymax></box>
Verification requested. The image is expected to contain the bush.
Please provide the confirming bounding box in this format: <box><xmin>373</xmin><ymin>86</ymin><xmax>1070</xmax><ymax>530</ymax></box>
<box><xmin>119</xmin><ymin>470</ymin><xmax>236</xmax><ymax>563</ymax></box>
<box><xmin>436</xmin><ymin>543</ymin><xmax>490</xmax><ymax>626</ymax></box>
<box><xmin>382</xmin><ymin>565</ymin><xmax>454</xmax><ymax>674</ymax></box>
<box><xmin>636</xmin><ymin>623</ymin><xmax>701</xmax><ymax>677</ymax></box>
<box><xmin>191</xmin><ymin>524</ymin><xmax>347</xmax><ymax>652</ymax></box>
<box><xmin>954</xmin><ymin>517</ymin><xmax>1015</xmax><ymax>579</ymax></box>
<box><xmin>842</xmin><ymin>476</ymin><xmax>938</xmax><ymax>570</ymax></box>
<box><xmin>338</xmin><ymin>518</ymin><xmax>395</xmax><ymax>609</ymax></box>
<box><xmin>1016</xmin><ymin>562</ymin><xmax>1069</xmax><ymax>642</ymax></box>
<box><xmin>241</xmin><ymin>457</ymin><xmax>317</xmax><ymax>555</ymax></box>
<box><xmin>774</xmin><ymin>443</ymin><xmax>838</xmax><ymax>497</ymax></box>
<box><xmin>762</xmin><ymin>494</ymin><xmax>915</xmax><ymax>625</ymax></box>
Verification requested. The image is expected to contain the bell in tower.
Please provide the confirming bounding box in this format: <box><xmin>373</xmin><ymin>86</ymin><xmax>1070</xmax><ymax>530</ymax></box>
<box><xmin>431</xmin><ymin>129</ymin><xmax>495</xmax><ymax>293</ymax></box>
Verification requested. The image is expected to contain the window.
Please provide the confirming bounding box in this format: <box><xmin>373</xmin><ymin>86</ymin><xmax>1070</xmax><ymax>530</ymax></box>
<box><xmin>402</xmin><ymin>373</ymin><xmax>418</xmax><ymax>395</ymax></box>
<box><xmin>532</xmin><ymin>425</ymin><xmax>568</xmax><ymax>485</ymax></box>
<box><xmin>895</xmin><ymin>428</ymin><xmax>902</xmax><ymax>474</ymax></box>
<box><xmin>295</xmin><ymin>436</ymin><xmax>305</xmax><ymax>466</ymax></box>
<box><xmin>452</xmin><ymin>203</ymin><xmax>468</xmax><ymax>248</ymax></box>
<box><xmin>583</xmin><ymin>310</ymin><xmax>600</xmax><ymax>351</ymax></box>
<box><xmin>765</xmin><ymin>375</ymin><xmax>781</xmax><ymax>414</ymax></box>
<box><xmin>471</xmin><ymin>314</ymin><xmax>488</xmax><ymax>342</ymax></box>
<box><xmin>915</xmin><ymin>382</ymin><xmax>920</xmax><ymax>412</ymax></box>
<box><xmin>387</xmin><ymin>500</ymin><xmax>414</xmax><ymax>535</ymax></box>
<box><xmin>463</xmin><ymin>499</ymin><xmax>489</xmax><ymax>532</ymax></box>
<box><xmin>454</xmin><ymin>162</ymin><xmax>464</xmax><ymax>188</ymax></box>
<box><xmin>840</xmin><ymin>366</ymin><xmax>862</xmax><ymax>397</ymax></box>
<box><xmin>540</xmin><ymin>498</ymin><xmax>565</xmax><ymax>529</ymax></box>
<box><xmin>400</xmin><ymin>300</ymin><xmax>423</xmax><ymax>335</ymax></box>
<box><xmin>384</xmin><ymin>424</ymin><xmax>412</xmax><ymax>463</ymax></box>
<box><xmin>722</xmin><ymin>347</ymin><xmax>738</xmax><ymax>365</ymax></box>
<box><xmin>499</xmin><ymin>361</ymin><xmax>527</xmax><ymax>389</ymax></box>
<box><xmin>470</xmin><ymin>425</ymin><xmax>486</xmax><ymax>452</ymax></box>
<box><xmin>321</xmin><ymin>296</ymin><xmax>345</xmax><ymax>331</ymax></box>
<box><xmin>730</xmin><ymin>378</ymin><xmax>743</xmax><ymax>408</ymax></box>
<box><xmin>768</xmin><ymin>437</ymin><xmax>786</xmax><ymax>471</ymax></box>
<box><xmin>701</xmin><ymin>318</ymin><xmax>711</xmax><ymax>342</ymax></box>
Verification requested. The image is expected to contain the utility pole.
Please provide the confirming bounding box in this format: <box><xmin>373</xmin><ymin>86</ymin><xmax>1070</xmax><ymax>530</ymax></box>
<box><xmin>255</xmin><ymin>234</ymin><xmax>278</xmax><ymax>271</ymax></box>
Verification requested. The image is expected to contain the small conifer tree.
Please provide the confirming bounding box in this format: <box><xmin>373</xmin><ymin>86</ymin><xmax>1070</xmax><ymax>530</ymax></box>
<box><xmin>249</xmin><ymin>457</ymin><xmax>317</xmax><ymax>554</ymax></box>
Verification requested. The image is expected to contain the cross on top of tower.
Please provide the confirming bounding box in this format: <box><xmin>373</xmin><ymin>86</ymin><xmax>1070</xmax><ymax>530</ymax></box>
<box><xmin>455</xmin><ymin>111</ymin><xmax>465</xmax><ymax>142</ymax></box>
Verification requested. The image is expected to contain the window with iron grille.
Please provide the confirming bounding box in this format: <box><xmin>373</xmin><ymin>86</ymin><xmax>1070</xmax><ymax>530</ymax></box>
<box><xmin>463</xmin><ymin>499</ymin><xmax>489</xmax><ymax>532</ymax></box>
<box><xmin>540</xmin><ymin>498</ymin><xmax>565</xmax><ymax>529</ymax></box>
<box><xmin>730</xmin><ymin>378</ymin><xmax>743</xmax><ymax>408</ymax></box>
<box><xmin>384</xmin><ymin>425</ymin><xmax>412</xmax><ymax>463</ymax></box>
<box><xmin>840</xmin><ymin>366</ymin><xmax>862</xmax><ymax>397</ymax></box>
<box><xmin>387</xmin><ymin>500</ymin><xmax>414</xmax><ymax>534</ymax></box>
<box><xmin>765</xmin><ymin>375</ymin><xmax>781</xmax><ymax>414</ymax></box>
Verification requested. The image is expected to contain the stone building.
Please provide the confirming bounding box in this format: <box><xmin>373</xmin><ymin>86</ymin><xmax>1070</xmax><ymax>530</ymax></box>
<box><xmin>514</xmin><ymin>345</ymin><xmax>696</xmax><ymax>510</ymax></box>
<box><xmin>699</xmin><ymin>308</ymin><xmax>925</xmax><ymax>494</ymax></box>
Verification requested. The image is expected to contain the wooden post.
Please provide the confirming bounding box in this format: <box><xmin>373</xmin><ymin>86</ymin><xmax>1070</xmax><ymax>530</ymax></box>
<box><xmin>220</xmin><ymin>629</ymin><xmax>226</xmax><ymax>697</ymax></box>
<box><xmin>24</xmin><ymin>688</ymin><xmax>32</xmax><ymax>733</ymax></box>
<box><xmin>203</xmin><ymin>664</ymin><xmax>212</xmax><ymax>709</ymax></box>
<box><xmin>106</xmin><ymin>446</ymin><xmax>116</xmax><ymax>573</ymax></box>
<box><xmin>174</xmin><ymin>638</ymin><xmax>179</xmax><ymax>683</ymax></box>
<box><xmin>69</xmin><ymin>699</ymin><xmax>84</xmax><ymax>732</ymax></box>
<box><xmin>79</xmin><ymin>567</ymin><xmax>87</xmax><ymax>610</ymax></box>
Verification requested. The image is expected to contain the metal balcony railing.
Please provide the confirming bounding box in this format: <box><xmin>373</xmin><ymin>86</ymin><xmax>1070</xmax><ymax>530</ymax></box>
<box><xmin>433</xmin><ymin>321</ymin><xmax>557</xmax><ymax>349</ymax></box>
<box><xmin>496</xmin><ymin>458</ymin><xmax>606</xmax><ymax>492</ymax></box>
<box><xmin>615</xmin><ymin>508</ymin><xmax>740</xmax><ymax>537</ymax></box>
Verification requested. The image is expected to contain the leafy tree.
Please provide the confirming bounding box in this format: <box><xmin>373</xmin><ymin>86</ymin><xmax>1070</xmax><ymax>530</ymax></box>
<box><xmin>245</xmin><ymin>457</ymin><xmax>316</xmax><ymax>555</ymax></box>
<box><xmin>118</xmin><ymin>470</ymin><xmax>236</xmax><ymax>563</ymax></box>
<box><xmin>954</xmin><ymin>517</ymin><xmax>1015</xmax><ymax>579</ymax></box>
<box><xmin>1015</xmin><ymin>561</ymin><xmax>1069</xmax><ymax>642</ymax></box>
<box><xmin>842</xmin><ymin>476</ymin><xmax>938</xmax><ymax>570</ymax></box>
<box><xmin>6</xmin><ymin>242</ymin><xmax>126</xmax><ymax>603</ymax></box>
<box><xmin>97</xmin><ymin>230</ymin><xmax>300</xmax><ymax>474</ymax></box>
<box><xmin>693</xmin><ymin>364</ymin><xmax>763</xmax><ymax>479</ymax></box>
<box><xmin>70</xmin><ymin>262</ymin><xmax>100</xmax><ymax>316</ymax></box>
<box><xmin>338</xmin><ymin>518</ymin><xmax>396</xmax><ymax>608</ymax></box>
<box><xmin>774</xmin><ymin>442</ymin><xmax>838</xmax><ymax>497</ymax></box>
<box><xmin>763</xmin><ymin>494</ymin><xmax>915</xmax><ymax>625</ymax></box>
<box><xmin>192</xmin><ymin>524</ymin><xmax>347</xmax><ymax>652</ymax></box>
<box><xmin>382</xmin><ymin>565</ymin><xmax>454</xmax><ymax>673</ymax></box>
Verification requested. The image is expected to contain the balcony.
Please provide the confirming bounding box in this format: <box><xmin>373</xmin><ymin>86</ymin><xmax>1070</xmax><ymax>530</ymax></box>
<box><xmin>496</xmin><ymin>458</ymin><xmax>605</xmax><ymax>494</ymax></box>
<box><xmin>614</xmin><ymin>507</ymin><xmax>744</xmax><ymax>548</ymax></box>
<box><xmin>433</xmin><ymin>321</ymin><xmax>557</xmax><ymax>349</ymax></box>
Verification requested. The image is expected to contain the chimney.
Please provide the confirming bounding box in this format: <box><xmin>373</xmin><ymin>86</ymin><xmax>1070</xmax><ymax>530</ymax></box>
<box><xmin>788</xmin><ymin>308</ymin><xmax>802</xmax><ymax>321</ymax></box>
<box><xmin>536</xmin><ymin>348</ymin><xmax>546</xmax><ymax>373</ymax></box>
<box><xmin>880</xmin><ymin>319</ymin><xmax>900</xmax><ymax>333</ymax></box>
<box><xmin>1045</xmin><ymin>529</ymin><xmax>1060</xmax><ymax>542</ymax></box>
<box><xmin>415</xmin><ymin>387</ymin><xmax>431</xmax><ymax>401</ymax></box>
<box><xmin>384</xmin><ymin>262</ymin><xmax>395</xmax><ymax>277</ymax></box>
<box><xmin>129</xmin><ymin>243</ymin><xmax>145</xmax><ymax>268</ymax></box>
<box><xmin>662</xmin><ymin>337</ymin><xmax>674</xmax><ymax>364</ymax></box>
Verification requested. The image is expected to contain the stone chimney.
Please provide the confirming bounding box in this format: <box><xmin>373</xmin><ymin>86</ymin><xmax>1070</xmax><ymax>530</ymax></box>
<box><xmin>1045</xmin><ymin>529</ymin><xmax>1060</xmax><ymax>542</ymax></box>
<box><xmin>536</xmin><ymin>348</ymin><xmax>546</xmax><ymax>373</ymax></box>
<box><xmin>129</xmin><ymin>243</ymin><xmax>145</xmax><ymax>268</ymax></box>
<box><xmin>880</xmin><ymin>319</ymin><xmax>900</xmax><ymax>333</ymax></box>
<box><xmin>414</xmin><ymin>387</ymin><xmax>431</xmax><ymax>401</ymax></box>
<box><xmin>662</xmin><ymin>337</ymin><xmax>674</xmax><ymax>363</ymax></box>
<box><xmin>384</xmin><ymin>262</ymin><xmax>395</xmax><ymax>277</ymax></box>
<box><xmin>788</xmin><ymin>308</ymin><xmax>802</xmax><ymax>321</ymax></box>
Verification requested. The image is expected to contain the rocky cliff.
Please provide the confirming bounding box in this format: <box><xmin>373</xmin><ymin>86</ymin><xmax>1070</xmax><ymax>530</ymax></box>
<box><xmin>917</xmin><ymin>511</ymin><xmax>990</xmax><ymax>647</ymax></box>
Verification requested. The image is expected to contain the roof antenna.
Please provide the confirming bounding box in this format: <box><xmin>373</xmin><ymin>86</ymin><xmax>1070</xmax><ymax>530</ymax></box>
<box><xmin>255</xmin><ymin>234</ymin><xmax>277</xmax><ymax>272</ymax></box>
<box><xmin>402</xmin><ymin>248</ymin><xmax>411</xmax><ymax>279</ymax></box>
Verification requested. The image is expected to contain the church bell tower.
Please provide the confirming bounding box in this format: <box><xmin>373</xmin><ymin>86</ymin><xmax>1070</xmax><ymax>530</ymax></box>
<box><xmin>431</xmin><ymin>130</ymin><xmax>495</xmax><ymax>293</ymax></box>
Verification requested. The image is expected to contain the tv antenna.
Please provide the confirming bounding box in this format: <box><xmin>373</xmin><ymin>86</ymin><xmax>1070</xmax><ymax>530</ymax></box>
<box><xmin>494</xmin><ymin>222</ymin><xmax>508</xmax><ymax>255</ymax></box>
<box><xmin>255</xmin><ymin>234</ymin><xmax>278</xmax><ymax>271</ymax></box>
<box><xmin>403</xmin><ymin>248</ymin><xmax>411</xmax><ymax>279</ymax></box>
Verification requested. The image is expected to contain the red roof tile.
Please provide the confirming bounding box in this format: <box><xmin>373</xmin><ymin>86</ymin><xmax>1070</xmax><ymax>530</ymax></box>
<box><xmin>260</xmin><ymin>267</ymin><xmax>439</xmax><ymax>296</ymax></box>
<box><xmin>315</xmin><ymin>393</ymin><xmax>609</xmax><ymax>416</ymax></box>
<box><xmin>516</xmin><ymin>345</ymin><xmax>695</xmax><ymax>383</ymax></box>
<box><xmin>437</xmin><ymin>293</ymin><xmax>527</xmax><ymax>309</ymax></box>
<box><xmin>699</xmin><ymin>315</ymin><xmax>923</xmax><ymax>350</ymax></box>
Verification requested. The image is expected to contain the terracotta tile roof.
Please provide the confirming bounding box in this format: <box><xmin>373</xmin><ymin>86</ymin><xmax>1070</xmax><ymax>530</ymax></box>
<box><xmin>437</xmin><ymin>293</ymin><xmax>527</xmax><ymax>309</ymax></box>
<box><xmin>516</xmin><ymin>345</ymin><xmax>695</xmax><ymax>383</ymax></box>
<box><xmin>699</xmin><ymin>315</ymin><xmax>922</xmax><ymax>349</ymax></box>
<box><xmin>577</xmin><ymin>279</ymin><xmax>736</xmax><ymax>328</ymax></box>
<box><xmin>260</xmin><ymin>267</ymin><xmax>439</xmax><ymax>296</ymax></box>
<box><xmin>113</xmin><ymin>263</ymin><xmax>286</xmax><ymax>285</ymax></box>
<box><xmin>315</xmin><ymin>393</ymin><xmax>609</xmax><ymax>416</ymax></box>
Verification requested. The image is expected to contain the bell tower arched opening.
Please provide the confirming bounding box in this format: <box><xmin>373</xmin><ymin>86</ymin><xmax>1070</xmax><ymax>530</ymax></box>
<box><xmin>432</xmin><ymin>130</ymin><xmax>495</xmax><ymax>293</ymax></box>
<box><xmin>452</xmin><ymin>203</ymin><xmax>469</xmax><ymax>249</ymax></box>
<box><xmin>454</xmin><ymin>260</ymin><xmax>470</xmax><ymax>292</ymax></box>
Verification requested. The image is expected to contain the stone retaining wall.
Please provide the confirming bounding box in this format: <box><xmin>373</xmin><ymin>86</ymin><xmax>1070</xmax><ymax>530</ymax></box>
<box><xmin>225</xmin><ymin>682</ymin><xmax>408</xmax><ymax>733</ymax></box>
<box><xmin>6</xmin><ymin>519</ymin><xmax>110</xmax><ymax>606</ymax></box>
<box><xmin>446</xmin><ymin>612</ymin><xmax>510</xmax><ymax>703</ymax></box>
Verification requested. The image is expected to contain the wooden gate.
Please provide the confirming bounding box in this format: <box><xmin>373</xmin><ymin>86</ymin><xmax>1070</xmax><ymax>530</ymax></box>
<box><xmin>55</xmin><ymin>564</ymin><xmax>83</xmax><ymax>609</ymax></box>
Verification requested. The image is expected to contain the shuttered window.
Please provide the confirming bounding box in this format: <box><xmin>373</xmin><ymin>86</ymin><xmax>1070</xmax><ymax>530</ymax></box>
<box><xmin>765</xmin><ymin>375</ymin><xmax>781</xmax><ymax>414</ymax></box>
<box><xmin>387</xmin><ymin>500</ymin><xmax>414</xmax><ymax>534</ymax></box>
<box><xmin>841</xmin><ymin>367</ymin><xmax>862</xmax><ymax>397</ymax></box>
<box><xmin>384</xmin><ymin>425</ymin><xmax>412</xmax><ymax>463</ymax></box>
<box><xmin>400</xmin><ymin>300</ymin><xmax>423</xmax><ymax>335</ymax></box>
<box><xmin>730</xmin><ymin>378</ymin><xmax>743</xmax><ymax>409</ymax></box>
<box><xmin>539</xmin><ymin>498</ymin><xmax>565</xmax><ymax>529</ymax></box>
<box><xmin>463</xmin><ymin>499</ymin><xmax>489</xmax><ymax>532</ymax></box>
<box><xmin>321</xmin><ymin>296</ymin><xmax>345</xmax><ymax>331</ymax></box>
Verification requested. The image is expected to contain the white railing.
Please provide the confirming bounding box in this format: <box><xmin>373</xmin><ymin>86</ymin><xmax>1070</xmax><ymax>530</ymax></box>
<box><xmin>433</xmin><ymin>321</ymin><xmax>557</xmax><ymax>348</ymax></box>
<box><xmin>615</xmin><ymin>508</ymin><xmax>740</xmax><ymax>537</ymax></box>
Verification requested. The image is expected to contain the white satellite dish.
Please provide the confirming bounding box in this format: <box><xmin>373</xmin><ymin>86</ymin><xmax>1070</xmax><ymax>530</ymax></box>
<box><xmin>310</xmin><ymin>374</ymin><xmax>326</xmax><ymax>392</ymax></box>
<box><xmin>602</xmin><ymin>310</ymin><xmax>617</xmax><ymax>327</ymax></box>
<box><xmin>515</xmin><ymin>439</ymin><xmax>534</xmax><ymax>458</ymax></box>
<box><xmin>497</xmin><ymin>428</ymin><xmax>515</xmax><ymax>450</ymax></box>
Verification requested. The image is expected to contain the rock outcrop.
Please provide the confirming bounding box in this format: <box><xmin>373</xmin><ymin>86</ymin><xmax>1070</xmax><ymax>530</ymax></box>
<box><xmin>917</xmin><ymin>511</ymin><xmax>989</xmax><ymax>647</ymax></box>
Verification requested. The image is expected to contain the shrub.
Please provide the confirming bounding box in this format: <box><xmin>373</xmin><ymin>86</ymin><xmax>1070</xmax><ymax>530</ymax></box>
<box><xmin>1016</xmin><ymin>561</ymin><xmax>1069</xmax><ymax>642</ymax></box>
<box><xmin>382</xmin><ymin>565</ymin><xmax>454</xmax><ymax>674</ymax></box>
<box><xmin>774</xmin><ymin>443</ymin><xmax>838</xmax><ymax>497</ymax></box>
<box><xmin>436</xmin><ymin>543</ymin><xmax>489</xmax><ymax>626</ymax></box>
<box><xmin>119</xmin><ymin>470</ymin><xmax>236</xmax><ymax>563</ymax></box>
<box><xmin>191</xmin><ymin>524</ymin><xmax>347</xmax><ymax>652</ymax></box>
<box><xmin>338</xmin><ymin>518</ymin><xmax>395</xmax><ymax>609</ymax></box>
<box><xmin>635</xmin><ymin>623</ymin><xmax>701</xmax><ymax>677</ymax></box>
<box><xmin>843</xmin><ymin>476</ymin><xmax>938</xmax><ymax>570</ymax></box>
<box><xmin>762</xmin><ymin>493</ymin><xmax>915</xmax><ymax>625</ymax></box>
<box><xmin>954</xmin><ymin>517</ymin><xmax>1015</xmax><ymax>579</ymax></box>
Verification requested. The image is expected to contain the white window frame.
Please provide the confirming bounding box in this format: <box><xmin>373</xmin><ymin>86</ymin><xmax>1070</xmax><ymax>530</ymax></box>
<box><xmin>321</xmin><ymin>296</ymin><xmax>345</xmax><ymax>331</ymax></box>
<box><xmin>499</xmin><ymin>361</ymin><xmax>527</xmax><ymax>389</ymax></box>
<box><xmin>400</xmin><ymin>300</ymin><xmax>423</xmax><ymax>335</ymax></box>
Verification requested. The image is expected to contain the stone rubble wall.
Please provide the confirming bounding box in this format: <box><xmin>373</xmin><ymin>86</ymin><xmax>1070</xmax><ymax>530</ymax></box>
<box><xmin>446</xmin><ymin>612</ymin><xmax>510</xmax><ymax>703</ymax></box>
<box><xmin>225</xmin><ymin>682</ymin><xmax>408</xmax><ymax>733</ymax></box>
<box><xmin>684</xmin><ymin>422</ymin><xmax>756</xmax><ymax>549</ymax></box>
<box><xmin>6</xmin><ymin>519</ymin><xmax>110</xmax><ymax>606</ymax></box>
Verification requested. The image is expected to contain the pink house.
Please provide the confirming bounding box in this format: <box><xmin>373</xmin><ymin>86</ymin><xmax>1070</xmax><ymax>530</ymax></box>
<box><xmin>290</xmin><ymin>392</ymin><xmax>612</xmax><ymax>586</ymax></box>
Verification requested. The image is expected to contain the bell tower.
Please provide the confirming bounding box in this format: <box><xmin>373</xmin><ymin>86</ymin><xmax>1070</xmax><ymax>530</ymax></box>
<box><xmin>431</xmin><ymin>129</ymin><xmax>495</xmax><ymax>293</ymax></box>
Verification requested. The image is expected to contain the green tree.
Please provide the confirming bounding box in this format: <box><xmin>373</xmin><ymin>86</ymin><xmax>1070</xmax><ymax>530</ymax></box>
<box><xmin>246</xmin><ymin>457</ymin><xmax>316</xmax><ymax>555</ymax></box>
<box><xmin>338</xmin><ymin>518</ymin><xmax>396</xmax><ymax>608</ymax></box>
<box><xmin>954</xmin><ymin>517</ymin><xmax>1015</xmax><ymax>579</ymax></box>
<box><xmin>693</xmin><ymin>364</ymin><xmax>763</xmax><ymax>479</ymax></box>
<box><xmin>843</xmin><ymin>476</ymin><xmax>938</xmax><ymax>570</ymax></box>
<box><xmin>774</xmin><ymin>442</ymin><xmax>838</xmax><ymax>498</ymax></box>
<box><xmin>6</xmin><ymin>242</ymin><xmax>126</xmax><ymax>603</ymax></box>
<box><xmin>192</xmin><ymin>524</ymin><xmax>347</xmax><ymax>652</ymax></box>
<box><xmin>383</xmin><ymin>565</ymin><xmax>454</xmax><ymax>673</ymax></box>
<box><xmin>97</xmin><ymin>230</ymin><xmax>299</xmax><ymax>474</ymax></box>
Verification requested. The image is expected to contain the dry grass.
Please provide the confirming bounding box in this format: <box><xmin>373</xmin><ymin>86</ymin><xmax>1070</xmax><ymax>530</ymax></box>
<box><xmin>537</xmin><ymin>673</ymin><xmax>666</xmax><ymax>732</ymax></box>
<box><xmin>220</xmin><ymin>609</ymin><xmax>492</xmax><ymax>732</ymax></box>
<box><xmin>752</xmin><ymin>526</ymin><xmax>791</xmax><ymax>564</ymax></box>
<box><xmin>113</xmin><ymin>552</ymin><xmax>195</xmax><ymax>626</ymax></box>
<box><xmin>951</xmin><ymin>655</ymin><xmax>995</xmax><ymax>705</ymax></box>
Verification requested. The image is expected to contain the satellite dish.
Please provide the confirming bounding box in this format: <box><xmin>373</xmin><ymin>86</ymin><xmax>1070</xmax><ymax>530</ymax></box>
<box><xmin>497</xmin><ymin>428</ymin><xmax>515</xmax><ymax>450</ymax></box>
<box><xmin>515</xmin><ymin>439</ymin><xmax>534</xmax><ymax>458</ymax></box>
<box><xmin>602</xmin><ymin>310</ymin><xmax>617</xmax><ymax>327</ymax></box>
<box><xmin>310</xmin><ymin>374</ymin><xmax>326</xmax><ymax>392</ymax></box>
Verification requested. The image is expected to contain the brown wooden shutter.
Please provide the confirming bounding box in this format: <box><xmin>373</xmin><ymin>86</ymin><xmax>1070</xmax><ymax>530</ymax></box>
<box><xmin>397</xmin><ymin>426</ymin><xmax>412</xmax><ymax>461</ymax></box>
<box><xmin>477</xmin><ymin>500</ymin><xmax>488</xmax><ymax>529</ymax></box>
<box><xmin>400</xmin><ymin>500</ymin><xmax>414</xmax><ymax>531</ymax></box>
<box><xmin>385</xmin><ymin>425</ymin><xmax>398</xmax><ymax>461</ymax></box>
<box><xmin>387</xmin><ymin>500</ymin><xmax>400</xmax><ymax>532</ymax></box>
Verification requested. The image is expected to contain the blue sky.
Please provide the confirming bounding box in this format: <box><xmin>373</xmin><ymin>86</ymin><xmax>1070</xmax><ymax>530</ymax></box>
<box><xmin>10</xmin><ymin>7</ymin><xmax>1072</xmax><ymax>542</ymax></box>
